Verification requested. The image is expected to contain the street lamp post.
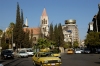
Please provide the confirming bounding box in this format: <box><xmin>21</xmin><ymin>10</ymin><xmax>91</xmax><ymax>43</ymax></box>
<box><xmin>0</xmin><ymin>35</ymin><xmax>2</xmax><ymax>55</ymax></box>
<box><xmin>12</xmin><ymin>29</ymin><xmax>13</xmax><ymax>50</ymax></box>
<box><xmin>71</xmin><ymin>31</ymin><xmax>73</xmax><ymax>48</ymax></box>
<box><xmin>43</xmin><ymin>28</ymin><xmax>45</xmax><ymax>39</ymax></box>
<box><xmin>0</xmin><ymin>37</ymin><xmax>1</xmax><ymax>55</ymax></box>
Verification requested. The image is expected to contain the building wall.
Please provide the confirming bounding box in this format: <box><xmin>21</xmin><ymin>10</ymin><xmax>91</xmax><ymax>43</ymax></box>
<box><xmin>62</xmin><ymin>19</ymin><xmax>80</xmax><ymax>44</ymax></box>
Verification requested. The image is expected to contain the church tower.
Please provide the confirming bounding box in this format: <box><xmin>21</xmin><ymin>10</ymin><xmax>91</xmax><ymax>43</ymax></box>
<box><xmin>23</xmin><ymin>17</ymin><xmax>29</xmax><ymax>28</ymax></box>
<box><xmin>40</xmin><ymin>8</ymin><xmax>49</xmax><ymax>37</ymax></box>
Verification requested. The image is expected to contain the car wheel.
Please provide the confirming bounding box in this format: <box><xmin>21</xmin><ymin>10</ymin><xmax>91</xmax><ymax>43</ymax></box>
<box><xmin>2</xmin><ymin>57</ymin><xmax>5</xmax><ymax>60</ymax></box>
<box><xmin>40</xmin><ymin>62</ymin><xmax>43</xmax><ymax>66</ymax></box>
<box><xmin>40</xmin><ymin>64</ymin><xmax>43</xmax><ymax>66</ymax></box>
<box><xmin>33</xmin><ymin>61</ymin><xmax>37</xmax><ymax>66</ymax></box>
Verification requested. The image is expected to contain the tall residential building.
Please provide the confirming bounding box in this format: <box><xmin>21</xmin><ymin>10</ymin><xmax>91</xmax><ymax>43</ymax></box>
<box><xmin>88</xmin><ymin>4</ymin><xmax>100</xmax><ymax>33</ymax></box>
<box><xmin>40</xmin><ymin>8</ymin><xmax>49</xmax><ymax>37</ymax></box>
<box><xmin>62</xmin><ymin>19</ymin><xmax>80</xmax><ymax>44</ymax></box>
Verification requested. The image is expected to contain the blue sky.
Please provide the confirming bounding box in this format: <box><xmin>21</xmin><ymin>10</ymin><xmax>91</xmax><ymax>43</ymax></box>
<box><xmin>0</xmin><ymin>0</ymin><xmax>100</xmax><ymax>40</ymax></box>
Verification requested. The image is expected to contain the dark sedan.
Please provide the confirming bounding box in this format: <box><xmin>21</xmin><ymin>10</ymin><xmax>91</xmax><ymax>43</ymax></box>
<box><xmin>1</xmin><ymin>49</ymin><xmax>14</xmax><ymax>60</ymax></box>
<box><xmin>82</xmin><ymin>48</ymin><xmax>91</xmax><ymax>54</ymax></box>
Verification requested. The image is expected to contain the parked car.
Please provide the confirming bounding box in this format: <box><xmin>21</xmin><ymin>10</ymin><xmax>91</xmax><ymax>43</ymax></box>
<box><xmin>1</xmin><ymin>50</ymin><xmax>14</xmax><ymax>60</ymax></box>
<box><xmin>16</xmin><ymin>50</ymin><xmax>28</xmax><ymax>58</ymax></box>
<box><xmin>82</xmin><ymin>48</ymin><xmax>91</xmax><ymax>54</ymax></box>
<box><xmin>32</xmin><ymin>52</ymin><xmax>62</xmax><ymax>66</ymax></box>
<box><xmin>26</xmin><ymin>49</ymin><xmax>34</xmax><ymax>56</ymax></box>
<box><xmin>75</xmin><ymin>48</ymin><xmax>81</xmax><ymax>54</ymax></box>
<box><xmin>96</xmin><ymin>48</ymin><xmax>100</xmax><ymax>54</ymax></box>
<box><xmin>0</xmin><ymin>64</ymin><xmax>3</xmax><ymax>66</ymax></box>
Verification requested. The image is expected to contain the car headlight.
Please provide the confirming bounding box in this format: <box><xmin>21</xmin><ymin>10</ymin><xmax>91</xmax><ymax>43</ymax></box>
<box><xmin>44</xmin><ymin>60</ymin><xmax>48</xmax><ymax>63</ymax></box>
<box><xmin>4</xmin><ymin>55</ymin><xmax>7</xmax><ymax>56</ymax></box>
<box><xmin>58</xmin><ymin>60</ymin><xmax>61</xmax><ymax>62</ymax></box>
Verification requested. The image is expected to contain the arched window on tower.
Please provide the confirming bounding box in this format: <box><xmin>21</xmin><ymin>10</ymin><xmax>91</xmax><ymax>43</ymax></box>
<box><xmin>42</xmin><ymin>20</ymin><xmax>44</xmax><ymax>24</ymax></box>
<box><xmin>46</xmin><ymin>20</ymin><xmax>47</xmax><ymax>24</ymax></box>
<box><xmin>45</xmin><ymin>27</ymin><xmax>46</xmax><ymax>32</ymax></box>
<box><xmin>44</xmin><ymin>19</ymin><xmax>45</xmax><ymax>24</ymax></box>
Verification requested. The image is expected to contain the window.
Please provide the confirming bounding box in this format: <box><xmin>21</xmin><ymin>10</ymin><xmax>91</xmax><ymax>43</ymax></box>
<box><xmin>42</xmin><ymin>20</ymin><xmax>44</xmax><ymax>24</ymax></box>
<box><xmin>33</xmin><ymin>37</ymin><xmax>36</xmax><ymax>41</ymax></box>
<box><xmin>44</xmin><ymin>19</ymin><xmax>45</xmax><ymax>24</ymax></box>
<box><xmin>46</xmin><ymin>20</ymin><xmax>47</xmax><ymax>24</ymax></box>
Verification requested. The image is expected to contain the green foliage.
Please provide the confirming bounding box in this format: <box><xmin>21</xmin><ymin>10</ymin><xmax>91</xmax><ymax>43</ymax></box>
<box><xmin>51</xmin><ymin>48</ymin><xmax>61</xmax><ymax>53</ymax></box>
<box><xmin>1</xmin><ymin>43</ymin><xmax>9</xmax><ymax>50</ymax></box>
<box><xmin>1</xmin><ymin>32</ymin><xmax>9</xmax><ymax>49</ymax></box>
<box><xmin>58</xmin><ymin>23</ymin><xmax>64</xmax><ymax>47</ymax></box>
<box><xmin>13</xmin><ymin>2</ymin><xmax>30</xmax><ymax>48</ymax></box>
<box><xmin>63</xmin><ymin>42</ymin><xmax>71</xmax><ymax>49</ymax></box>
<box><xmin>73</xmin><ymin>41</ymin><xmax>79</xmax><ymax>48</ymax></box>
<box><xmin>37</xmin><ymin>38</ymin><xmax>51</xmax><ymax>49</ymax></box>
<box><xmin>49</xmin><ymin>23</ymin><xmax>54</xmax><ymax>41</ymax></box>
<box><xmin>85</xmin><ymin>32</ymin><xmax>100</xmax><ymax>47</ymax></box>
<box><xmin>0</xmin><ymin>29</ymin><xmax>3</xmax><ymax>36</ymax></box>
<box><xmin>53</xmin><ymin>24</ymin><xmax>58</xmax><ymax>45</ymax></box>
<box><xmin>22</xmin><ymin>29</ymin><xmax>30</xmax><ymax>48</ymax></box>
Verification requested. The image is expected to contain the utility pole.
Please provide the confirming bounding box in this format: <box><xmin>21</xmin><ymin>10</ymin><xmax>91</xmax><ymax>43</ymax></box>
<box><xmin>12</xmin><ymin>29</ymin><xmax>13</xmax><ymax>50</ymax></box>
<box><xmin>71</xmin><ymin>31</ymin><xmax>73</xmax><ymax>48</ymax></box>
<box><xmin>0</xmin><ymin>34</ymin><xmax>3</xmax><ymax>55</ymax></box>
<box><xmin>0</xmin><ymin>37</ymin><xmax>1</xmax><ymax>55</ymax></box>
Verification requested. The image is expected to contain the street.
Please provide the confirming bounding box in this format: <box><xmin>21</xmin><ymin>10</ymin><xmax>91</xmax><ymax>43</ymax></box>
<box><xmin>0</xmin><ymin>53</ymin><xmax>100</xmax><ymax>66</ymax></box>
<box><xmin>61</xmin><ymin>53</ymin><xmax>100</xmax><ymax>66</ymax></box>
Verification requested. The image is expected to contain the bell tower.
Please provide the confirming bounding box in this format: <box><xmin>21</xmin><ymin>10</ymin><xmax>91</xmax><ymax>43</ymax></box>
<box><xmin>40</xmin><ymin>8</ymin><xmax>49</xmax><ymax>37</ymax></box>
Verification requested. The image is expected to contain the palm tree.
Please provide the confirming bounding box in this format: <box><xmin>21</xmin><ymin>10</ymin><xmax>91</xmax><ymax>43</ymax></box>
<box><xmin>0</xmin><ymin>29</ymin><xmax>3</xmax><ymax>36</ymax></box>
<box><xmin>5</xmin><ymin>22</ymin><xmax>15</xmax><ymax>49</ymax></box>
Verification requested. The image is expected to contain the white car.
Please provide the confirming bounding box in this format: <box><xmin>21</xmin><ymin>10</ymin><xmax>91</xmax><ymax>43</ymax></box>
<box><xmin>17</xmin><ymin>50</ymin><xmax>28</xmax><ymax>58</ymax></box>
<box><xmin>0</xmin><ymin>64</ymin><xmax>3</xmax><ymax>66</ymax></box>
<box><xmin>26</xmin><ymin>49</ymin><xmax>34</xmax><ymax>56</ymax></box>
<box><xmin>75</xmin><ymin>48</ymin><xmax>81</xmax><ymax>54</ymax></box>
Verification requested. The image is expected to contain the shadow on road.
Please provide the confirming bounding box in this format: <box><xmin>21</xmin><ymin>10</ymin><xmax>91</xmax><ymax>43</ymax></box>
<box><xmin>0</xmin><ymin>61</ymin><xmax>5</xmax><ymax>63</ymax></box>
<box><xmin>94</xmin><ymin>62</ymin><xmax>100</xmax><ymax>64</ymax></box>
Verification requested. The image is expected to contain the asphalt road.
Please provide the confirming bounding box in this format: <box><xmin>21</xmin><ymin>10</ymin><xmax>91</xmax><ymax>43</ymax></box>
<box><xmin>61</xmin><ymin>53</ymin><xmax>100</xmax><ymax>66</ymax></box>
<box><xmin>0</xmin><ymin>53</ymin><xmax>100</xmax><ymax>66</ymax></box>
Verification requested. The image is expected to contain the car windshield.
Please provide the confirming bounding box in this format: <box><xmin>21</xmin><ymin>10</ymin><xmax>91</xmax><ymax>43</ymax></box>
<box><xmin>39</xmin><ymin>52</ymin><xmax>52</xmax><ymax>57</ymax></box>
<box><xmin>5</xmin><ymin>50</ymin><xmax>12</xmax><ymax>53</ymax></box>
<box><xmin>84</xmin><ymin>48</ymin><xmax>90</xmax><ymax>51</ymax></box>
<box><xmin>19</xmin><ymin>50</ymin><xmax>26</xmax><ymax>53</ymax></box>
<box><xmin>27</xmin><ymin>50</ymin><xmax>33</xmax><ymax>52</ymax></box>
<box><xmin>76</xmin><ymin>48</ymin><xmax>80</xmax><ymax>51</ymax></box>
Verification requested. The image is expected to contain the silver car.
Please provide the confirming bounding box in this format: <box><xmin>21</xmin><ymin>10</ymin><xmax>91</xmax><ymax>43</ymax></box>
<box><xmin>17</xmin><ymin>50</ymin><xmax>28</xmax><ymax>58</ymax></box>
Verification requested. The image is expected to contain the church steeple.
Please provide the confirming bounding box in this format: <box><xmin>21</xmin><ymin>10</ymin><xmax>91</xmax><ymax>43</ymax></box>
<box><xmin>40</xmin><ymin>8</ymin><xmax>49</xmax><ymax>37</ymax></box>
<box><xmin>23</xmin><ymin>17</ymin><xmax>28</xmax><ymax>28</ymax></box>
<box><xmin>42</xmin><ymin>8</ymin><xmax>47</xmax><ymax>16</ymax></box>
<box><xmin>25</xmin><ymin>17</ymin><xmax>28</xmax><ymax>27</ymax></box>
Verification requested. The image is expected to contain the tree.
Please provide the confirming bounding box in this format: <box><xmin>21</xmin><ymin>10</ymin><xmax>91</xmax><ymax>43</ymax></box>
<box><xmin>29</xmin><ymin>29</ymin><xmax>33</xmax><ymax>47</ymax></box>
<box><xmin>37</xmin><ymin>38</ymin><xmax>51</xmax><ymax>49</ymax></box>
<box><xmin>53</xmin><ymin>24</ymin><xmax>58</xmax><ymax>46</ymax></box>
<box><xmin>73</xmin><ymin>41</ymin><xmax>79</xmax><ymax>48</ymax></box>
<box><xmin>23</xmin><ymin>29</ymin><xmax>30</xmax><ymax>48</ymax></box>
<box><xmin>58</xmin><ymin>23</ymin><xmax>64</xmax><ymax>47</ymax></box>
<box><xmin>6</xmin><ymin>22</ymin><xmax>15</xmax><ymax>48</ymax></box>
<box><xmin>85</xmin><ymin>32</ymin><xmax>100</xmax><ymax>48</ymax></box>
<box><xmin>63</xmin><ymin>42</ymin><xmax>71</xmax><ymax>49</ymax></box>
<box><xmin>13</xmin><ymin>2</ymin><xmax>25</xmax><ymax>48</ymax></box>
<box><xmin>1</xmin><ymin>32</ymin><xmax>9</xmax><ymax>50</ymax></box>
<box><xmin>5</xmin><ymin>28</ymin><xmax>12</xmax><ymax>48</ymax></box>
<box><xmin>49</xmin><ymin>23</ymin><xmax>54</xmax><ymax>41</ymax></box>
<box><xmin>0</xmin><ymin>29</ymin><xmax>3</xmax><ymax>36</ymax></box>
